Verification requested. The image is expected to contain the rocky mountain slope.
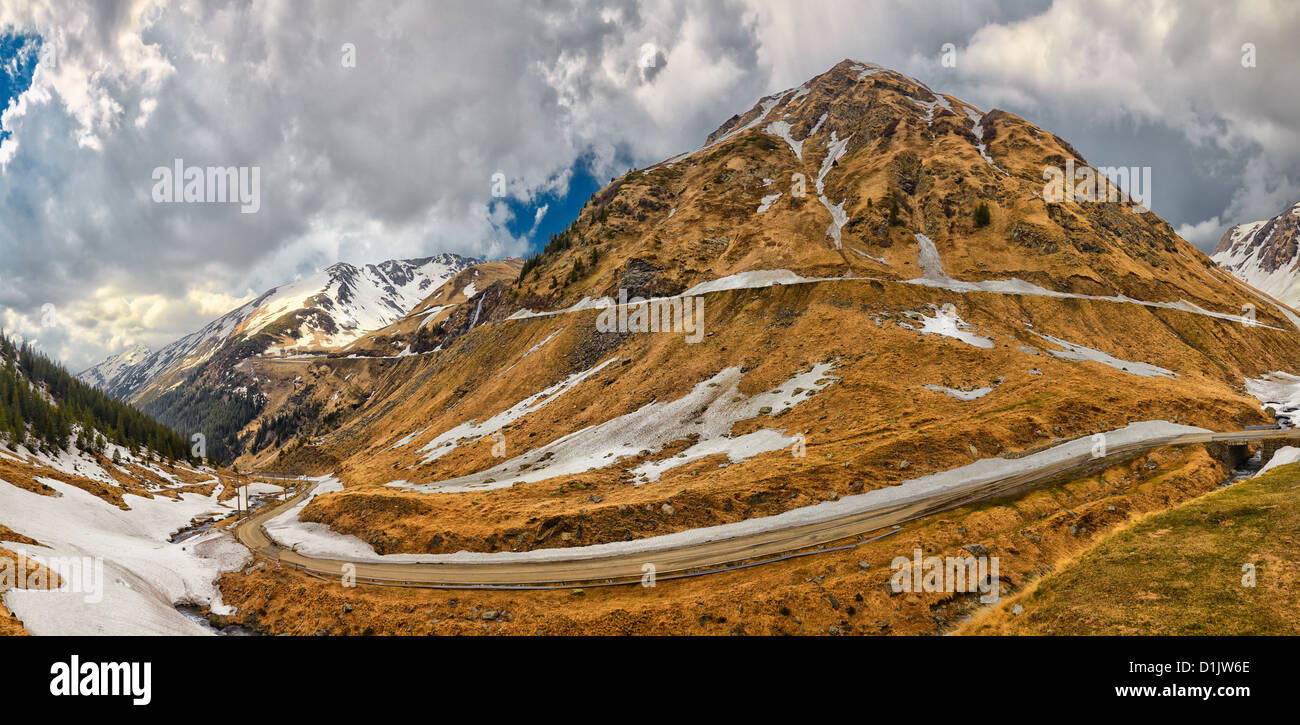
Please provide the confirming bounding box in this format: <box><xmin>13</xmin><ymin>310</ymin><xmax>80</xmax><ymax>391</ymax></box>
<box><xmin>224</xmin><ymin>60</ymin><xmax>1300</xmax><ymax>566</ymax></box>
<box><xmin>79</xmin><ymin>254</ymin><xmax>478</xmax><ymax>404</ymax></box>
<box><xmin>74</xmin><ymin>254</ymin><xmax>478</xmax><ymax>463</ymax></box>
<box><xmin>1213</xmin><ymin>200</ymin><xmax>1300</xmax><ymax>307</ymax></box>
<box><xmin>340</xmin><ymin>258</ymin><xmax>525</xmax><ymax>358</ymax></box>
<box><xmin>500</xmin><ymin>59</ymin><xmax>1262</xmax><ymax>318</ymax></box>
<box><xmin>76</xmin><ymin>343</ymin><xmax>151</xmax><ymax>392</ymax></box>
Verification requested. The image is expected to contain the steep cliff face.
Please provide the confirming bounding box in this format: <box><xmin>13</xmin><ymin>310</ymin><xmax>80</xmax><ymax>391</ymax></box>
<box><xmin>1214</xmin><ymin>201</ymin><xmax>1300</xmax><ymax>307</ymax></box>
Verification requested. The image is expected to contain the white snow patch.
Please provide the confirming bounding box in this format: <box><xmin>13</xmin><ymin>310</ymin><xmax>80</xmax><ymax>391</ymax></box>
<box><xmin>964</xmin><ymin>106</ymin><xmax>1006</xmax><ymax>174</ymax></box>
<box><xmin>851</xmin><ymin>248</ymin><xmax>889</xmax><ymax>265</ymax></box>
<box><xmin>507</xmin><ymin>295</ymin><xmax>616</xmax><ymax>321</ymax></box>
<box><xmin>816</xmin><ymin>131</ymin><xmax>851</xmax><ymax>196</ymax></box>
<box><xmin>916</xmin><ymin>307</ymin><xmax>994</xmax><ymax>349</ymax></box>
<box><xmin>0</xmin><ymin>477</ymin><xmax>248</xmax><ymax>636</ymax></box>
<box><xmin>417</xmin><ymin>305</ymin><xmax>453</xmax><ymax>329</ymax></box>
<box><xmin>809</xmin><ymin>112</ymin><xmax>828</xmax><ymax>137</ymax></box>
<box><xmin>765</xmin><ymin>120</ymin><xmax>803</xmax><ymax>160</ymax></box>
<box><xmin>821</xmin><ymin>197</ymin><xmax>849</xmax><ymax>250</ymax></box>
<box><xmin>1035</xmin><ymin>332</ymin><xmax>1175</xmax><ymax>378</ymax></box>
<box><xmin>391</xmin><ymin>426</ymin><xmax>432</xmax><ymax>450</ymax></box>
<box><xmin>814</xmin><ymin>131</ymin><xmax>854</xmax><ymax>250</ymax></box>
<box><xmin>389</xmin><ymin>362</ymin><xmax>839</xmax><ymax>493</ymax></box>
<box><xmin>414</xmin><ymin>358</ymin><xmax>619</xmax><ymax>464</ymax></box>
<box><xmin>519</xmin><ymin>327</ymin><xmax>564</xmax><ymax>359</ymax></box>
<box><xmin>1244</xmin><ymin>372</ymin><xmax>1300</xmax><ymax>424</ymax></box>
<box><xmin>851</xmin><ymin>62</ymin><xmax>885</xmax><ymax>79</ymax></box>
<box><xmin>911</xmin><ymin>93</ymin><xmax>954</xmax><ymax>125</ymax></box>
<box><xmin>923</xmin><ymin>384</ymin><xmax>994</xmax><ymax>401</ymax></box>
<box><xmin>1257</xmin><ymin>446</ymin><xmax>1300</xmax><ymax>476</ymax></box>
<box><xmin>501</xmin><ymin>328</ymin><xmax>566</xmax><ymax>375</ymax></box>
<box><xmin>681</xmin><ymin>270</ymin><xmax>819</xmax><ymax>296</ymax></box>
<box><xmin>909</xmin><ymin>234</ymin><xmax>1274</xmax><ymax>329</ymax></box>
<box><xmin>699</xmin><ymin>90</ymin><xmax>792</xmax><ymax>153</ymax></box>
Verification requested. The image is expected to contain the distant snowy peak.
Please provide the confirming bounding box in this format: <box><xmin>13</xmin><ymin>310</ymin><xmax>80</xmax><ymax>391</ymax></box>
<box><xmin>84</xmin><ymin>253</ymin><xmax>479</xmax><ymax>401</ymax></box>
<box><xmin>242</xmin><ymin>253</ymin><xmax>477</xmax><ymax>350</ymax></box>
<box><xmin>1212</xmin><ymin>200</ymin><xmax>1300</xmax><ymax>307</ymax></box>
<box><xmin>76</xmin><ymin>343</ymin><xmax>151</xmax><ymax>389</ymax></box>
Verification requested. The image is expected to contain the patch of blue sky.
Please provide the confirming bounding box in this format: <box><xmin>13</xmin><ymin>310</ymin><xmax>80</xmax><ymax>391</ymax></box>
<box><xmin>0</xmin><ymin>32</ymin><xmax>41</xmax><ymax>143</ymax></box>
<box><xmin>499</xmin><ymin>156</ymin><xmax>608</xmax><ymax>254</ymax></box>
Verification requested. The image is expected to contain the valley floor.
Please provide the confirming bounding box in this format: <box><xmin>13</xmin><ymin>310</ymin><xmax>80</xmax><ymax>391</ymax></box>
<box><xmin>0</xmin><ymin>443</ymin><xmax>287</xmax><ymax>636</ymax></box>
<box><xmin>4</xmin><ymin>433</ymin><xmax>1291</xmax><ymax>636</ymax></box>
<box><xmin>213</xmin><ymin>442</ymin><xmax>1242</xmax><ymax>635</ymax></box>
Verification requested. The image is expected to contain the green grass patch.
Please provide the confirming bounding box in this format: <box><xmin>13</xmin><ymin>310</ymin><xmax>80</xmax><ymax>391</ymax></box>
<box><xmin>986</xmin><ymin>463</ymin><xmax>1300</xmax><ymax>635</ymax></box>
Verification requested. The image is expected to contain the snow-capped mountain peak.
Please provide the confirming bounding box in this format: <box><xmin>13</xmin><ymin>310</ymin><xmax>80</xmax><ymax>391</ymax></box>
<box><xmin>76</xmin><ymin>343</ymin><xmax>151</xmax><ymax>390</ymax></box>
<box><xmin>1212</xmin><ymin>200</ymin><xmax>1300</xmax><ymax>307</ymax></box>
<box><xmin>241</xmin><ymin>254</ymin><xmax>473</xmax><ymax>351</ymax></box>
<box><xmin>80</xmin><ymin>253</ymin><xmax>479</xmax><ymax>401</ymax></box>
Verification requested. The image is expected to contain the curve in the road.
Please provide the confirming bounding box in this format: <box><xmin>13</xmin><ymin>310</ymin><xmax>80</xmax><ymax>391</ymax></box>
<box><xmin>233</xmin><ymin>428</ymin><xmax>1299</xmax><ymax>589</ymax></box>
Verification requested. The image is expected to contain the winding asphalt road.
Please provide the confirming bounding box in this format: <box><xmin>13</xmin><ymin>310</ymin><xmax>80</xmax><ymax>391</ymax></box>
<box><xmin>232</xmin><ymin>428</ymin><xmax>1300</xmax><ymax>589</ymax></box>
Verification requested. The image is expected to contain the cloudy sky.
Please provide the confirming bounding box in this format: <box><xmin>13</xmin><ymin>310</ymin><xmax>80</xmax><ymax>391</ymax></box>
<box><xmin>1</xmin><ymin>0</ymin><xmax>1297</xmax><ymax>371</ymax></box>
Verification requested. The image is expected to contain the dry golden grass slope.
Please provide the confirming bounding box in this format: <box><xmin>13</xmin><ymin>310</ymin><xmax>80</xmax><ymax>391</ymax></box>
<box><xmin>233</xmin><ymin>59</ymin><xmax>1300</xmax><ymax>565</ymax></box>
<box><xmin>499</xmin><ymin>59</ymin><xmax>1275</xmax><ymax>319</ymax></box>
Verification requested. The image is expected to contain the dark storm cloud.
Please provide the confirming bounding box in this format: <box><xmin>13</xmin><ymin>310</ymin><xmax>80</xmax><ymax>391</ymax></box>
<box><xmin>0</xmin><ymin>0</ymin><xmax>1296</xmax><ymax>370</ymax></box>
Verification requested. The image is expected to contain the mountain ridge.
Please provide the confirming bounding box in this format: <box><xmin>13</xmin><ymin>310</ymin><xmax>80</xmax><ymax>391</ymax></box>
<box><xmin>495</xmin><ymin>58</ymin><xmax>1263</xmax><ymax>327</ymax></box>
<box><xmin>78</xmin><ymin>253</ymin><xmax>480</xmax><ymax>402</ymax></box>
<box><xmin>1212</xmin><ymin>200</ymin><xmax>1300</xmax><ymax>307</ymax></box>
